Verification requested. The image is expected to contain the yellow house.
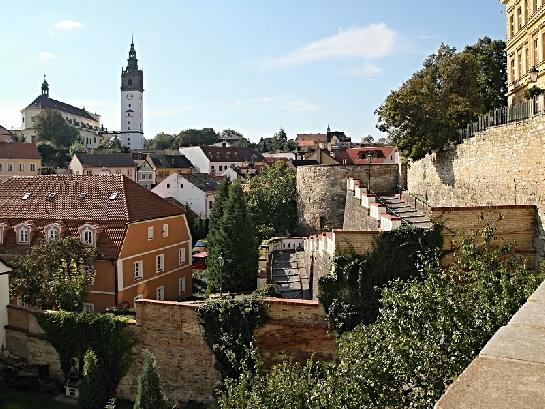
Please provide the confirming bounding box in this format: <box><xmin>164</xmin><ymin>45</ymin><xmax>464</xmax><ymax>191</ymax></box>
<box><xmin>0</xmin><ymin>143</ymin><xmax>42</xmax><ymax>183</ymax></box>
<box><xmin>146</xmin><ymin>153</ymin><xmax>194</xmax><ymax>185</ymax></box>
<box><xmin>501</xmin><ymin>0</ymin><xmax>545</xmax><ymax>104</ymax></box>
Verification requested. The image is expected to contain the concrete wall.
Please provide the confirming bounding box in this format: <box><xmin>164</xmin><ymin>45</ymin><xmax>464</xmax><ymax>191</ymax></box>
<box><xmin>407</xmin><ymin>115</ymin><xmax>545</xmax><ymax>260</ymax></box>
<box><xmin>6</xmin><ymin>298</ymin><xmax>336</xmax><ymax>405</ymax></box>
<box><xmin>297</xmin><ymin>164</ymin><xmax>400</xmax><ymax>235</ymax></box>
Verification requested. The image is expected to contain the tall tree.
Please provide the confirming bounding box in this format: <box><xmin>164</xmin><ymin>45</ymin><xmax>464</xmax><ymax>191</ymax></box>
<box><xmin>133</xmin><ymin>350</ymin><xmax>169</xmax><ymax>409</ymax></box>
<box><xmin>35</xmin><ymin>109</ymin><xmax>80</xmax><ymax>148</ymax></box>
<box><xmin>246</xmin><ymin>161</ymin><xmax>297</xmax><ymax>242</ymax></box>
<box><xmin>207</xmin><ymin>178</ymin><xmax>231</xmax><ymax>292</ymax></box>
<box><xmin>145</xmin><ymin>132</ymin><xmax>175</xmax><ymax>150</ymax></box>
<box><xmin>176</xmin><ymin>128</ymin><xmax>218</xmax><ymax>147</ymax></box>
<box><xmin>376</xmin><ymin>39</ymin><xmax>506</xmax><ymax>160</ymax></box>
<box><xmin>10</xmin><ymin>237</ymin><xmax>97</xmax><ymax>311</ymax></box>
<box><xmin>207</xmin><ymin>180</ymin><xmax>258</xmax><ymax>293</ymax></box>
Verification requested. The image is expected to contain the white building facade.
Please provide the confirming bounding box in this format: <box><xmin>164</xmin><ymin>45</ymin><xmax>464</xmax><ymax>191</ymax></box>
<box><xmin>152</xmin><ymin>173</ymin><xmax>219</xmax><ymax>219</ymax></box>
<box><xmin>119</xmin><ymin>38</ymin><xmax>145</xmax><ymax>150</ymax></box>
<box><xmin>179</xmin><ymin>145</ymin><xmax>264</xmax><ymax>176</ymax></box>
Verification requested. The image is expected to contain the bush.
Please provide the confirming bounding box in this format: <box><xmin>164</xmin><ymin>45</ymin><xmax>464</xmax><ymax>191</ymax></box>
<box><xmin>133</xmin><ymin>350</ymin><xmax>169</xmax><ymax>409</ymax></box>
<box><xmin>79</xmin><ymin>349</ymin><xmax>108</xmax><ymax>409</ymax></box>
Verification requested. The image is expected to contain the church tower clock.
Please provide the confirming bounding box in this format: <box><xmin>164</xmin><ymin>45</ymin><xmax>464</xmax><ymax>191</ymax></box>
<box><xmin>120</xmin><ymin>37</ymin><xmax>145</xmax><ymax>149</ymax></box>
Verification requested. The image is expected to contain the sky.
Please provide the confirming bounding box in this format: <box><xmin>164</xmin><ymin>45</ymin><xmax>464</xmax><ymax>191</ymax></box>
<box><xmin>0</xmin><ymin>1</ymin><xmax>506</xmax><ymax>142</ymax></box>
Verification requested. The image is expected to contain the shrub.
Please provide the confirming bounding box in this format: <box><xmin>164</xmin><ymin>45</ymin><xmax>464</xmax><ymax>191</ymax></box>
<box><xmin>133</xmin><ymin>350</ymin><xmax>169</xmax><ymax>409</ymax></box>
<box><xmin>79</xmin><ymin>349</ymin><xmax>108</xmax><ymax>409</ymax></box>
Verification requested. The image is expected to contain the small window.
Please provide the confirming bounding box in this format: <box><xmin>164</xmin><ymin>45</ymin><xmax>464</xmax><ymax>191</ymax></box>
<box><xmin>156</xmin><ymin>286</ymin><xmax>165</xmax><ymax>301</ymax></box>
<box><xmin>133</xmin><ymin>261</ymin><xmax>143</xmax><ymax>279</ymax></box>
<box><xmin>180</xmin><ymin>183</ymin><xmax>183</xmax><ymax>188</ymax></box>
<box><xmin>219</xmin><ymin>165</ymin><xmax>223</xmax><ymax>171</ymax></box>
<box><xmin>46</xmin><ymin>227</ymin><xmax>59</xmax><ymax>241</ymax></box>
<box><xmin>179</xmin><ymin>277</ymin><xmax>186</xmax><ymax>294</ymax></box>
<box><xmin>18</xmin><ymin>227</ymin><xmax>29</xmax><ymax>244</ymax></box>
<box><xmin>209</xmin><ymin>201</ymin><xmax>213</xmax><ymax>210</ymax></box>
<box><xmin>211</xmin><ymin>165</ymin><xmax>215</xmax><ymax>170</ymax></box>
<box><xmin>128</xmin><ymin>103</ymin><xmax>131</xmax><ymax>107</ymax></box>
<box><xmin>167</xmin><ymin>183</ymin><xmax>170</xmax><ymax>188</ymax></box>
<box><xmin>148</xmin><ymin>226</ymin><xmax>154</xmax><ymax>240</ymax></box>
<box><xmin>162</xmin><ymin>224</ymin><xmax>169</xmax><ymax>237</ymax></box>
<box><xmin>82</xmin><ymin>228</ymin><xmax>94</xmax><ymax>245</ymax></box>
<box><xmin>179</xmin><ymin>247</ymin><xmax>186</xmax><ymax>266</ymax></box>
<box><xmin>0</xmin><ymin>163</ymin><xmax>2</xmax><ymax>171</ymax></box>
<box><xmin>156</xmin><ymin>254</ymin><xmax>164</xmax><ymax>273</ymax></box>
<box><xmin>30</xmin><ymin>163</ymin><xmax>36</xmax><ymax>172</ymax></box>
<box><xmin>8</xmin><ymin>163</ymin><xmax>13</xmax><ymax>172</ymax></box>
<box><xmin>19</xmin><ymin>163</ymin><xmax>24</xmax><ymax>172</ymax></box>
<box><xmin>83</xmin><ymin>303</ymin><xmax>95</xmax><ymax>313</ymax></box>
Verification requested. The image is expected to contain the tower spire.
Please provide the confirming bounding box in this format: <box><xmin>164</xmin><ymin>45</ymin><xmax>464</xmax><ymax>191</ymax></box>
<box><xmin>41</xmin><ymin>74</ymin><xmax>49</xmax><ymax>98</ymax></box>
<box><xmin>127</xmin><ymin>36</ymin><xmax>138</xmax><ymax>69</ymax></box>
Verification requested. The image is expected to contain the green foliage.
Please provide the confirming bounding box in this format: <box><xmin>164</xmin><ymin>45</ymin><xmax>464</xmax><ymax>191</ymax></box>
<box><xmin>133</xmin><ymin>350</ymin><xmax>169</xmax><ymax>409</ymax></box>
<box><xmin>376</xmin><ymin>38</ymin><xmax>506</xmax><ymax>160</ymax></box>
<box><xmin>145</xmin><ymin>132</ymin><xmax>176</xmax><ymax>150</ymax></box>
<box><xmin>252</xmin><ymin>284</ymin><xmax>283</xmax><ymax>299</ymax></box>
<box><xmin>10</xmin><ymin>237</ymin><xmax>97</xmax><ymax>311</ymax></box>
<box><xmin>319</xmin><ymin>226</ymin><xmax>443</xmax><ymax>332</ymax></box>
<box><xmin>35</xmin><ymin>109</ymin><xmax>80</xmax><ymax>148</ymax></box>
<box><xmin>176</xmin><ymin>128</ymin><xmax>218</xmax><ymax>147</ymax></box>
<box><xmin>37</xmin><ymin>311</ymin><xmax>132</xmax><ymax>401</ymax></box>
<box><xmin>69</xmin><ymin>140</ymin><xmax>87</xmax><ymax>157</ymax></box>
<box><xmin>219</xmin><ymin>228</ymin><xmax>543</xmax><ymax>408</ymax></box>
<box><xmin>38</xmin><ymin>141</ymin><xmax>69</xmax><ymax>168</ymax></box>
<box><xmin>104</xmin><ymin>399</ymin><xmax>117</xmax><ymax>409</ymax></box>
<box><xmin>246</xmin><ymin>161</ymin><xmax>297</xmax><ymax>242</ymax></box>
<box><xmin>79</xmin><ymin>349</ymin><xmax>108</xmax><ymax>409</ymax></box>
<box><xmin>183</xmin><ymin>205</ymin><xmax>209</xmax><ymax>244</ymax></box>
<box><xmin>196</xmin><ymin>296</ymin><xmax>268</xmax><ymax>381</ymax></box>
<box><xmin>207</xmin><ymin>179</ymin><xmax>258</xmax><ymax>293</ymax></box>
<box><xmin>97</xmin><ymin>136</ymin><xmax>125</xmax><ymax>153</ymax></box>
<box><xmin>524</xmin><ymin>85</ymin><xmax>545</xmax><ymax>99</ymax></box>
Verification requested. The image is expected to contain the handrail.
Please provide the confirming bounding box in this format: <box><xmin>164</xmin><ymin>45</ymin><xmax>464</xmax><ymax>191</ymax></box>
<box><xmin>366</xmin><ymin>186</ymin><xmax>411</xmax><ymax>227</ymax></box>
<box><xmin>397</xmin><ymin>184</ymin><xmax>430</xmax><ymax>209</ymax></box>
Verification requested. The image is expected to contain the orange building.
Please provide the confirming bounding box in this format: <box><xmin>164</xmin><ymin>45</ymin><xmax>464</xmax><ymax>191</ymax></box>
<box><xmin>0</xmin><ymin>174</ymin><xmax>192</xmax><ymax>312</ymax></box>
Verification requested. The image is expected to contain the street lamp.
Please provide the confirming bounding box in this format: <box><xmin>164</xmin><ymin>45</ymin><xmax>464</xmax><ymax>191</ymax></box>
<box><xmin>530</xmin><ymin>66</ymin><xmax>539</xmax><ymax>83</ymax></box>
<box><xmin>218</xmin><ymin>253</ymin><xmax>225</xmax><ymax>296</ymax></box>
<box><xmin>366</xmin><ymin>151</ymin><xmax>373</xmax><ymax>191</ymax></box>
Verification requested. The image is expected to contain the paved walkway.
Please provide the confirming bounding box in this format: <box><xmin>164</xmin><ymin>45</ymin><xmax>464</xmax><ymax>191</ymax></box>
<box><xmin>270</xmin><ymin>250</ymin><xmax>310</xmax><ymax>299</ymax></box>
<box><xmin>436</xmin><ymin>280</ymin><xmax>545</xmax><ymax>408</ymax></box>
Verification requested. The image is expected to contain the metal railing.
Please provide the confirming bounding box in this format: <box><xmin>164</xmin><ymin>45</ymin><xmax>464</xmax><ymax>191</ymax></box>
<box><xmin>457</xmin><ymin>98</ymin><xmax>544</xmax><ymax>142</ymax></box>
<box><xmin>366</xmin><ymin>186</ymin><xmax>411</xmax><ymax>227</ymax></box>
<box><xmin>397</xmin><ymin>184</ymin><xmax>430</xmax><ymax>211</ymax></box>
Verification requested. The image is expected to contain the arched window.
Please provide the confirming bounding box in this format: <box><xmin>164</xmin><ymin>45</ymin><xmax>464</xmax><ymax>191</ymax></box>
<box><xmin>44</xmin><ymin>224</ymin><xmax>61</xmax><ymax>241</ymax></box>
<box><xmin>17</xmin><ymin>226</ymin><xmax>29</xmax><ymax>243</ymax></box>
<box><xmin>79</xmin><ymin>224</ymin><xmax>96</xmax><ymax>246</ymax></box>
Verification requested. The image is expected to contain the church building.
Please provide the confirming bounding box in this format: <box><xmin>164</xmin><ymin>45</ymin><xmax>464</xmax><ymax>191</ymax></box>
<box><xmin>119</xmin><ymin>38</ymin><xmax>145</xmax><ymax>150</ymax></box>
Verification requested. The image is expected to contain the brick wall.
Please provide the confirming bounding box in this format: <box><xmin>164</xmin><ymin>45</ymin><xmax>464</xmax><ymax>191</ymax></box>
<box><xmin>407</xmin><ymin>115</ymin><xmax>545</xmax><ymax>260</ymax></box>
<box><xmin>6</xmin><ymin>298</ymin><xmax>336</xmax><ymax>405</ymax></box>
<box><xmin>297</xmin><ymin>164</ymin><xmax>400</xmax><ymax>235</ymax></box>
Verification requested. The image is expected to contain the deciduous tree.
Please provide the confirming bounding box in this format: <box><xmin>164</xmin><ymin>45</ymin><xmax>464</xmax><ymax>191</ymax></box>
<box><xmin>35</xmin><ymin>109</ymin><xmax>80</xmax><ymax>148</ymax></box>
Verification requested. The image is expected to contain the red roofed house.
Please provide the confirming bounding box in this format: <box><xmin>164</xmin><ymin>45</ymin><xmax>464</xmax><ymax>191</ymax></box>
<box><xmin>0</xmin><ymin>175</ymin><xmax>192</xmax><ymax>312</ymax></box>
<box><xmin>0</xmin><ymin>125</ymin><xmax>13</xmax><ymax>143</ymax></box>
<box><xmin>296</xmin><ymin>126</ymin><xmax>352</xmax><ymax>150</ymax></box>
<box><xmin>179</xmin><ymin>145</ymin><xmax>265</xmax><ymax>176</ymax></box>
<box><xmin>305</xmin><ymin>146</ymin><xmax>399</xmax><ymax>165</ymax></box>
<box><xmin>0</xmin><ymin>142</ymin><xmax>42</xmax><ymax>183</ymax></box>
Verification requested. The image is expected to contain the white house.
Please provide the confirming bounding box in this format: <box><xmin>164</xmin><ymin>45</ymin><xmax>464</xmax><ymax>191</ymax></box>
<box><xmin>0</xmin><ymin>258</ymin><xmax>10</xmax><ymax>351</ymax></box>
<box><xmin>152</xmin><ymin>173</ymin><xmax>219</xmax><ymax>218</ymax></box>
<box><xmin>179</xmin><ymin>146</ymin><xmax>265</xmax><ymax>176</ymax></box>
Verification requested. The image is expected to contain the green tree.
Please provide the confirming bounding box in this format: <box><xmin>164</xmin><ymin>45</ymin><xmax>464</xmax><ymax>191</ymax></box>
<box><xmin>69</xmin><ymin>140</ymin><xmax>87</xmax><ymax>157</ymax></box>
<box><xmin>146</xmin><ymin>132</ymin><xmax>175</xmax><ymax>150</ymax></box>
<box><xmin>176</xmin><ymin>128</ymin><xmax>218</xmax><ymax>147</ymax></box>
<box><xmin>376</xmin><ymin>39</ymin><xmax>506</xmax><ymax>160</ymax></box>
<box><xmin>97</xmin><ymin>136</ymin><xmax>125</xmax><ymax>153</ymax></box>
<box><xmin>35</xmin><ymin>109</ymin><xmax>80</xmax><ymax>148</ymax></box>
<box><xmin>38</xmin><ymin>141</ymin><xmax>69</xmax><ymax>168</ymax></box>
<box><xmin>246</xmin><ymin>161</ymin><xmax>297</xmax><ymax>242</ymax></box>
<box><xmin>10</xmin><ymin>237</ymin><xmax>97</xmax><ymax>311</ymax></box>
<box><xmin>207</xmin><ymin>180</ymin><xmax>258</xmax><ymax>293</ymax></box>
<box><xmin>79</xmin><ymin>349</ymin><xmax>108</xmax><ymax>409</ymax></box>
<box><xmin>133</xmin><ymin>350</ymin><xmax>169</xmax><ymax>409</ymax></box>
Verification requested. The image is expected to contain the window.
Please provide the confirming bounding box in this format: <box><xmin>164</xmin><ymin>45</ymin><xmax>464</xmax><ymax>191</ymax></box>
<box><xmin>162</xmin><ymin>223</ymin><xmax>169</xmax><ymax>237</ymax></box>
<box><xmin>180</xmin><ymin>183</ymin><xmax>183</xmax><ymax>188</ymax></box>
<box><xmin>511</xmin><ymin>58</ymin><xmax>516</xmax><ymax>82</ymax></box>
<box><xmin>518</xmin><ymin>51</ymin><xmax>523</xmax><ymax>79</ymax></box>
<box><xmin>128</xmin><ymin>103</ymin><xmax>131</xmax><ymax>107</ymax></box>
<box><xmin>17</xmin><ymin>226</ymin><xmax>29</xmax><ymax>244</ymax></box>
<box><xmin>156</xmin><ymin>254</ymin><xmax>164</xmax><ymax>272</ymax></box>
<box><xmin>167</xmin><ymin>183</ymin><xmax>170</xmax><ymax>188</ymax></box>
<box><xmin>209</xmin><ymin>200</ymin><xmax>213</xmax><ymax>210</ymax></box>
<box><xmin>510</xmin><ymin>14</ymin><xmax>515</xmax><ymax>37</ymax></box>
<box><xmin>83</xmin><ymin>303</ymin><xmax>95</xmax><ymax>313</ymax></box>
<box><xmin>535</xmin><ymin>0</ymin><xmax>539</xmax><ymax>13</ymax></box>
<box><xmin>19</xmin><ymin>163</ymin><xmax>24</xmax><ymax>172</ymax></box>
<box><xmin>80</xmin><ymin>226</ymin><xmax>95</xmax><ymax>246</ymax></box>
<box><xmin>148</xmin><ymin>226</ymin><xmax>154</xmax><ymax>240</ymax></box>
<box><xmin>127</xmin><ymin>169</ymin><xmax>132</xmax><ymax>177</ymax></box>
<box><xmin>179</xmin><ymin>277</ymin><xmax>186</xmax><ymax>294</ymax></box>
<box><xmin>219</xmin><ymin>165</ymin><xmax>223</xmax><ymax>171</ymax></box>
<box><xmin>518</xmin><ymin>7</ymin><xmax>523</xmax><ymax>29</ymax></box>
<box><xmin>179</xmin><ymin>247</ymin><xmax>186</xmax><ymax>266</ymax></box>
<box><xmin>133</xmin><ymin>261</ymin><xmax>143</xmax><ymax>279</ymax></box>
<box><xmin>211</xmin><ymin>165</ymin><xmax>215</xmax><ymax>170</ymax></box>
<box><xmin>46</xmin><ymin>227</ymin><xmax>59</xmax><ymax>241</ymax></box>
<box><xmin>86</xmin><ymin>170</ymin><xmax>92</xmax><ymax>175</ymax></box>
<box><xmin>7</xmin><ymin>163</ymin><xmax>13</xmax><ymax>172</ymax></box>
<box><xmin>30</xmin><ymin>163</ymin><xmax>36</xmax><ymax>172</ymax></box>
<box><xmin>156</xmin><ymin>286</ymin><xmax>165</xmax><ymax>301</ymax></box>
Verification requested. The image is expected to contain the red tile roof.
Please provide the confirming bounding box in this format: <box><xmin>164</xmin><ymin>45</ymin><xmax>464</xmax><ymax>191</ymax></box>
<box><xmin>0</xmin><ymin>125</ymin><xmax>12</xmax><ymax>142</ymax></box>
<box><xmin>343</xmin><ymin>146</ymin><xmax>396</xmax><ymax>164</ymax></box>
<box><xmin>296</xmin><ymin>133</ymin><xmax>328</xmax><ymax>143</ymax></box>
<box><xmin>0</xmin><ymin>142</ymin><xmax>41</xmax><ymax>160</ymax></box>
<box><xmin>0</xmin><ymin>175</ymin><xmax>183</xmax><ymax>259</ymax></box>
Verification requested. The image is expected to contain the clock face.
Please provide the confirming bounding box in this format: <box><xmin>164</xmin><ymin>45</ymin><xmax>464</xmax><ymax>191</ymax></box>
<box><xmin>126</xmin><ymin>94</ymin><xmax>133</xmax><ymax>100</ymax></box>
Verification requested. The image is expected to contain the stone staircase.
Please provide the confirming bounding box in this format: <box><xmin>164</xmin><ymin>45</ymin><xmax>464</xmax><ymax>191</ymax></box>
<box><xmin>270</xmin><ymin>250</ymin><xmax>310</xmax><ymax>299</ymax></box>
<box><xmin>377</xmin><ymin>194</ymin><xmax>434</xmax><ymax>229</ymax></box>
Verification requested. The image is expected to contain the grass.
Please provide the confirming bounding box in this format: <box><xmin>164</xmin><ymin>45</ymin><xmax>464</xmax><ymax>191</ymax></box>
<box><xmin>0</xmin><ymin>386</ymin><xmax>133</xmax><ymax>409</ymax></box>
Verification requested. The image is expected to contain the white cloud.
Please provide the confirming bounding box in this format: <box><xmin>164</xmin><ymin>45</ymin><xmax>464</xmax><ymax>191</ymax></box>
<box><xmin>264</xmin><ymin>23</ymin><xmax>396</xmax><ymax>69</ymax></box>
<box><xmin>236</xmin><ymin>94</ymin><xmax>319</xmax><ymax>112</ymax></box>
<box><xmin>39</xmin><ymin>52</ymin><xmax>57</xmax><ymax>61</ymax></box>
<box><xmin>340</xmin><ymin>62</ymin><xmax>382</xmax><ymax>79</ymax></box>
<box><xmin>52</xmin><ymin>19</ymin><xmax>84</xmax><ymax>31</ymax></box>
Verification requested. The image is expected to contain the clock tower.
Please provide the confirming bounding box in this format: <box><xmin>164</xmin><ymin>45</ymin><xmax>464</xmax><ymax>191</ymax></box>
<box><xmin>120</xmin><ymin>37</ymin><xmax>145</xmax><ymax>149</ymax></box>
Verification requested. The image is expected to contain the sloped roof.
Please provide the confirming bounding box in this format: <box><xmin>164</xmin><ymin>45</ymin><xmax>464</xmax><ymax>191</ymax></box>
<box><xmin>24</xmin><ymin>95</ymin><xmax>97</xmax><ymax>122</ymax></box>
<box><xmin>200</xmin><ymin>146</ymin><xmax>264</xmax><ymax>163</ymax></box>
<box><xmin>0</xmin><ymin>175</ymin><xmax>183</xmax><ymax>258</ymax></box>
<box><xmin>296</xmin><ymin>133</ymin><xmax>328</xmax><ymax>143</ymax></box>
<box><xmin>147</xmin><ymin>153</ymin><xmax>193</xmax><ymax>169</ymax></box>
<box><xmin>75</xmin><ymin>153</ymin><xmax>136</xmax><ymax>168</ymax></box>
<box><xmin>344</xmin><ymin>146</ymin><xmax>396</xmax><ymax>164</ymax></box>
<box><xmin>0</xmin><ymin>142</ymin><xmax>41</xmax><ymax>160</ymax></box>
<box><xmin>182</xmin><ymin>173</ymin><xmax>220</xmax><ymax>193</ymax></box>
<box><xmin>0</xmin><ymin>124</ymin><xmax>12</xmax><ymax>142</ymax></box>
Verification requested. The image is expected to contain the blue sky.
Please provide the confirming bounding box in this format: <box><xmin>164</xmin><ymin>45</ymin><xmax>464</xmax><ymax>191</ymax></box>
<box><xmin>0</xmin><ymin>1</ymin><xmax>506</xmax><ymax>142</ymax></box>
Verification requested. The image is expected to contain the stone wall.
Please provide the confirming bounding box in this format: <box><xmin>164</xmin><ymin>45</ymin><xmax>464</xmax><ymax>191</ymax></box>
<box><xmin>6</xmin><ymin>298</ymin><xmax>336</xmax><ymax>405</ymax></box>
<box><xmin>343</xmin><ymin>189</ymin><xmax>381</xmax><ymax>231</ymax></box>
<box><xmin>297</xmin><ymin>164</ymin><xmax>400</xmax><ymax>235</ymax></box>
<box><xmin>407</xmin><ymin>115</ymin><xmax>545</xmax><ymax>260</ymax></box>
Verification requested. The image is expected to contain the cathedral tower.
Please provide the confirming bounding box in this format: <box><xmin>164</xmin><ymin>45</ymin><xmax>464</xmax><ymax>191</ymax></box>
<box><xmin>120</xmin><ymin>37</ymin><xmax>145</xmax><ymax>149</ymax></box>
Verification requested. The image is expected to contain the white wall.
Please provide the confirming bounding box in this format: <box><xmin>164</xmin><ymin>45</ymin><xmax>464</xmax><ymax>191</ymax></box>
<box><xmin>120</xmin><ymin>90</ymin><xmax>144</xmax><ymax>149</ymax></box>
<box><xmin>179</xmin><ymin>147</ymin><xmax>210</xmax><ymax>173</ymax></box>
<box><xmin>152</xmin><ymin>173</ymin><xmax>216</xmax><ymax>218</ymax></box>
<box><xmin>0</xmin><ymin>260</ymin><xmax>11</xmax><ymax>351</ymax></box>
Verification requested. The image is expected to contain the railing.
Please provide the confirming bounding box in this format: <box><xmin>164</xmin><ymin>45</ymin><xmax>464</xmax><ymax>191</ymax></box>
<box><xmin>398</xmin><ymin>184</ymin><xmax>430</xmax><ymax>212</ymax></box>
<box><xmin>457</xmin><ymin>98</ymin><xmax>544</xmax><ymax>143</ymax></box>
<box><xmin>367</xmin><ymin>186</ymin><xmax>411</xmax><ymax>227</ymax></box>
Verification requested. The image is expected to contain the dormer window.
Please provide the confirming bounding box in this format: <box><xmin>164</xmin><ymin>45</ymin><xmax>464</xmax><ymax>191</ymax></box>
<box><xmin>78</xmin><ymin>224</ymin><xmax>97</xmax><ymax>246</ymax></box>
<box><xmin>16</xmin><ymin>225</ymin><xmax>29</xmax><ymax>244</ymax></box>
<box><xmin>0</xmin><ymin>223</ymin><xmax>8</xmax><ymax>244</ymax></box>
<box><xmin>44</xmin><ymin>223</ymin><xmax>61</xmax><ymax>241</ymax></box>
